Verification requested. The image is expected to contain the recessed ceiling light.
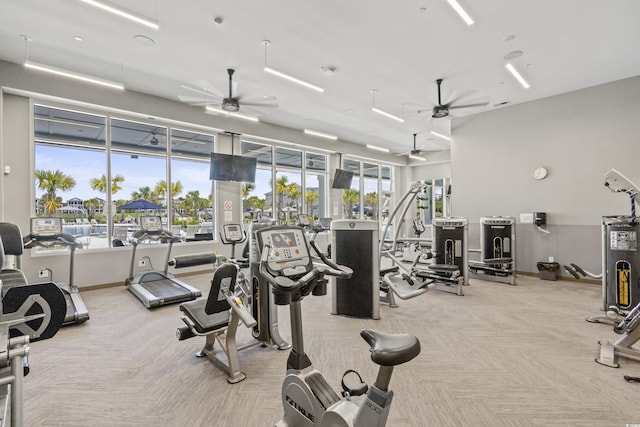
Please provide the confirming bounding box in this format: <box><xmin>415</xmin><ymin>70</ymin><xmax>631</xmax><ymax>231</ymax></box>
<box><xmin>504</xmin><ymin>51</ymin><xmax>523</xmax><ymax>61</ymax></box>
<box><xmin>74</xmin><ymin>36</ymin><xmax>84</xmax><ymax>42</ymax></box>
<box><xmin>133</xmin><ymin>35</ymin><xmax>155</xmax><ymax>46</ymax></box>
<box><xmin>321</xmin><ymin>66</ymin><xmax>336</xmax><ymax>76</ymax></box>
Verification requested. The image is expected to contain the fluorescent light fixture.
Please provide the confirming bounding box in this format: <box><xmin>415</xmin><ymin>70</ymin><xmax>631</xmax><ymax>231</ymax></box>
<box><xmin>79</xmin><ymin>0</ymin><xmax>159</xmax><ymax>29</ymax></box>
<box><xmin>505</xmin><ymin>63</ymin><xmax>530</xmax><ymax>89</ymax></box>
<box><xmin>304</xmin><ymin>129</ymin><xmax>337</xmax><ymax>140</ymax></box>
<box><xmin>409</xmin><ymin>154</ymin><xmax>426</xmax><ymax>161</ymax></box>
<box><xmin>366</xmin><ymin>144</ymin><xmax>390</xmax><ymax>153</ymax></box>
<box><xmin>264</xmin><ymin>66</ymin><xmax>324</xmax><ymax>92</ymax></box>
<box><xmin>24</xmin><ymin>61</ymin><xmax>124</xmax><ymax>90</ymax></box>
<box><xmin>430</xmin><ymin>130</ymin><xmax>452</xmax><ymax>141</ymax></box>
<box><xmin>205</xmin><ymin>106</ymin><xmax>259</xmax><ymax>122</ymax></box>
<box><xmin>372</xmin><ymin>107</ymin><xmax>405</xmax><ymax>123</ymax></box>
<box><xmin>446</xmin><ymin>0</ymin><xmax>474</xmax><ymax>25</ymax></box>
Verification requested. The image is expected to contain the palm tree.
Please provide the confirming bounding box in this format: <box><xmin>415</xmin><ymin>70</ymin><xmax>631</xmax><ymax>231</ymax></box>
<box><xmin>286</xmin><ymin>183</ymin><xmax>301</xmax><ymax>211</ymax></box>
<box><xmin>184</xmin><ymin>190</ymin><xmax>203</xmax><ymax>221</ymax></box>
<box><xmin>342</xmin><ymin>189</ymin><xmax>359</xmax><ymax>219</ymax></box>
<box><xmin>89</xmin><ymin>174</ymin><xmax>124</xmax><ymax>196</ymax></box>
<box><xmin>242</xmin><ymin>183</ymin><xmax>255</xmax><ymax>199</ymax></box>
<box><xmin>365</xmin><ymin>191</ymin><xmax>379</xmax><ymax>219</ymax></box>
<box><xmin>154</xmin><ymin>180</ymin><xmax>183</xmax><ymax>204</ymax></box>
<box><xmin>131</xmin><ymin>186</ymin><xmax>158</xmax><ymax>203</ymax></box>
<box><xmin>305</xmin><ymin>190</ymin><xmax>319</xmax><ymax>216</ymax></box>
<box><xmin>275</xmin><ymin>175</ymin><xmax>289</xmax><ymax>214</ymax></box>
<box><xmin>35</xmin><ymin>169</ymin><xmax>76</xmax><ymax>215</ymax></box>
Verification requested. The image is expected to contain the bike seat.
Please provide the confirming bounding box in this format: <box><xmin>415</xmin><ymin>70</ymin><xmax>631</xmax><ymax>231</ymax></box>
<box><xmin>360</xmin><ymin>329</ymin><xmax>421</xmax><ymax>366</ymax></box>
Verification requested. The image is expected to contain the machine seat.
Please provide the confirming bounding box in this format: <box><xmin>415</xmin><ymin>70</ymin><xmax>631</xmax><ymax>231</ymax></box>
<box><xmin>425</xmin><ymin>264</ymin><xmax>459</xmax><ymax>274</ymax></box>
<box><xmin>482</xmin><ymin>257</ymin><xmax>513</xmax><ymax>264</ymax></box>
<box><xmin>178</xmin><ymin>263</ymin><xmax>239</xmax><ymax>334</ymax></box>
<box><xmin>180</xmin><ymin>299</ymin><xmax>230</xmax><ymax>334</ymax></box>
<box><xmin>0</xmin><ymin>233</ymin><xmax>28</xmax><ymax>296</ymax></box>
<box><xmin>360</xmin><ymin>329</ymin><xmax>421</xmax><ymax>366</ymax></box>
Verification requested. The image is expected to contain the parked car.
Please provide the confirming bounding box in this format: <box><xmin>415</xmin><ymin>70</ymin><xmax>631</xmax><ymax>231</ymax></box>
<box><xmin>352</xmin><ymin>205</ymin><xmax>373</xmax><ymax>216</ymax></box>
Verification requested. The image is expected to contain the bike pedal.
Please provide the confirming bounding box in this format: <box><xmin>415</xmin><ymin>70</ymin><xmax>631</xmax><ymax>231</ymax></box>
<box><xmin>341</xmin><ymin>369</ymin><xmax>369</xmax><ymax>397</ymax></box>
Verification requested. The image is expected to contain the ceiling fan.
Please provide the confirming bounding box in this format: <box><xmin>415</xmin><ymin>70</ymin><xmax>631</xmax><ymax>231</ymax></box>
<box><xmin>396</xmin><ymin>133</ymin><xmax>426</xmax><ymax>157</ymax></box>
<box><xmin>178</xmin><ymin>68</ymin><xmax>277</xmax><ymax>112</ymax></box>
<box><xmin>430</xmin><ymin>78</ymin><xmax>489</xmax><ymax>119</ymax></box>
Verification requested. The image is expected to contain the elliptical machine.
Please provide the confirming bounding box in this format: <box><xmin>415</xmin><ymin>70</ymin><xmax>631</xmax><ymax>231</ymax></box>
<box><xmin>256</xmin><ymin>225</ymin><xmax>421</xmax><ymax>426</ymax></box>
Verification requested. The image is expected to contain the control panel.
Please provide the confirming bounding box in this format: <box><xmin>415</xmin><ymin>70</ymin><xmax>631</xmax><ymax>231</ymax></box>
<box><xmin>256</xmin><ymin>226</ymin><xmax>311</xmax><ymax>277</ymax></box>
<box><xmin>140</xmin><ymin>216</ymin><xmax>163</xmax><ymax>232</ymax></box>
<box><xmin>297</xmin><ymin>214</ymin><xmax>311</xmax><ymax>226</ymax></box>
<box><xmin>31</xmin><ymin>217</ymin><xmax>62</xmax><ymax>237</ymax></box>
<box><xmin>222</xmin><ymin>224</ymin><xmax>244</xmax><ymax>242</ymax></box>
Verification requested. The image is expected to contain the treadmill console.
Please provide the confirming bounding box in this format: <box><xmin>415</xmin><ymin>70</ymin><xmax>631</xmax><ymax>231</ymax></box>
<box><xmin>222</xmin><ymin>224</ymin><xmax>244</xmax><ymax>242</ymax></box>
<box><xmin>297</xmin><ymin>214</ymin><xmax>311</xmax><ymax>227</ymax></box>
<box><xmin>31</xmin><ymin>217</ymin><xmax>62</xmax><ymax>237</ymax></box>
<box><xmin>256</xmin><ymin>226</ymin><xmax>311</xmax><ymax>277</ymax></box>
<box><xmin>140</xmin><ymin>216</ymin><xmax>163</xmax><ymax>233</ymax></box>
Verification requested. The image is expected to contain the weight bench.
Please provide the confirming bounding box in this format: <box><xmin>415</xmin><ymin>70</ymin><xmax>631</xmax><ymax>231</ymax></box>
<box><xmin>176</xmin><ymin>263</ymin><xmax>257</xmax><ymax>383</ymax></box>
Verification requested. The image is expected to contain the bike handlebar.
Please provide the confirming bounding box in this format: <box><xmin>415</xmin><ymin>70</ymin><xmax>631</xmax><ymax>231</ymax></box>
<box><xmin>259</xmin><ymin>243</ymin><xmax>352</xmax><ymax>293</ymax></box>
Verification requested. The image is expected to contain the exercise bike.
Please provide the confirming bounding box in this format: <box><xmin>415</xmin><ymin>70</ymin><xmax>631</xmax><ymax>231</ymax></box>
<box><xmin>256</xmin><ymin>225</ymin><xmax>421</xmax><ymax>426</ymax></box>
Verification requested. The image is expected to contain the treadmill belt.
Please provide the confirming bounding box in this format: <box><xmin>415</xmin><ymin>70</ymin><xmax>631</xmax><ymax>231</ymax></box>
<box><xmin>139</xmin><ymin>273</ymin><xmax>195</xmax><ymax>302</ymax></box>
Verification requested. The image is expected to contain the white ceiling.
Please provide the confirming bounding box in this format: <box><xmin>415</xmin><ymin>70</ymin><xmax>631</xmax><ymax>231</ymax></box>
<box><xmin>1</xmin><ymin>0</ymin><xmax>639</xmax><ymax>157</ymax></box>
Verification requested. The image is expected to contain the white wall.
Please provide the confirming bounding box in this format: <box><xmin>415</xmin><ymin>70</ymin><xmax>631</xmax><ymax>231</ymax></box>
<box><xmin>451</xmin><ymin>75</ymin><xmax>640</xmax><ymax>276</ymax></box>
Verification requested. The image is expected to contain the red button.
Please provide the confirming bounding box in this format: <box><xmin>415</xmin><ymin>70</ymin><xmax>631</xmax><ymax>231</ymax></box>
<box><xmin>295</xmin><ymin>249</ymin><xmax>299</xmax><ymax>254</ymax></box>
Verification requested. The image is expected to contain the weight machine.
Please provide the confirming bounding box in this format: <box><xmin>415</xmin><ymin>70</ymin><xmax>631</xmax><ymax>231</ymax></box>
<box><xmin>587</xmin><ymin>169</ymin><xmax>640</xmax><ymax>324</ymax></box>
<box><xmin>379</xmin><ymin>182</ymin><xmax>466</xmax><ymax>307</ymax></box>
<box><xmin>468</xmin><ymin>216</ymin><xmax>517</xmax><ymax>286</ymax></box>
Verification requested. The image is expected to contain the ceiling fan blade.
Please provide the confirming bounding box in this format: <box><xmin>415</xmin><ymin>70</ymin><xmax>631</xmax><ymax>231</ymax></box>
<box><xmin>241</xmin><ymin>101</ymin><xmax>279</xmax><ymax>108</ymax></box>
<box><xmin>448</xmin><ymin>101</ymin><xmax>490</xmax><ymax>110</ymax></box>
<box><xmin>177</xmin><ymin>95</ymin><xmax>219</xmax><ymax>106</ymax></box>
<box><xmin>180</xmin><ymin>82</ymin><xmax>223</xmax><ymax>99</ymax></box>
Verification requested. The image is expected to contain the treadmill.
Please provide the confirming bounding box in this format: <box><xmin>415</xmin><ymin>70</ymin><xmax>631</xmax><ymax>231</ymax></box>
<box><xmin>126</xmin><ymin>216</ymin><xmax>202</xmax><ymax>308</ymax></box>
<box><xmin>22</xmin><ymin>217</ymin><xmax>90</xmax><ymax>325</ymax></box>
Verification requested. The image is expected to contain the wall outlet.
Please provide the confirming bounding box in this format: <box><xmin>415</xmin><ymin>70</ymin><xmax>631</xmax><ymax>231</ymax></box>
<box><xmin>38</xmin><ymin>269</ymin><xmax>49</xmax><ymax>278</ymax></box>
<box><xmin>548</xmin><ymin>256</ymin><xmax>554</xmax><ymax>263</ymax></box>
<box><xmin>138</xmin><ymin>260</ymin><xmax>146</xmax><ymax>267</ymax></box>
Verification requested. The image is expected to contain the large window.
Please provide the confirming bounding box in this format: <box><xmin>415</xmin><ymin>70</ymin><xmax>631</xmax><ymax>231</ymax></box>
<box><xmin>241</xmin><ymin>141</ymin><xmax>327</xmax><ymax>224</ymax></box>
<box><xmin>341</xmin><ymin>158</ymin><xmax>393</xmax><ymax>223</ymax></box>
<box><xmin>33</xmin><ymin>105</ymin><xmax>215</xmax><ymax>249</ymax></box>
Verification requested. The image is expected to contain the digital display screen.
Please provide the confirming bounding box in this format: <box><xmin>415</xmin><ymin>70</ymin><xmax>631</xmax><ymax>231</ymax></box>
<box><xmin>210</xmin><ymin>153</ymin><xmax>257</xmax><ymax>182</ymax></box>
<box><xmin>272</xmin><ymin>232</ymin><xmax>296</xmax><ymax>248</ymax></box>
<box><xmin>31</xmin><ymin>217</ymin><xmax>62</xmax><ymax>236</ymax></box>
<box><xmin>141</xmin><ymin>216</ymin><xmax>162</xmax><ymax>231</ymax></box>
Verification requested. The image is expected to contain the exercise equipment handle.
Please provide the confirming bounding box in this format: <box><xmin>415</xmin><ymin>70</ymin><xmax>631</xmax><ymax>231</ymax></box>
<box><xmin>309</xmin><ymin>240</ymin><xmax>353</xmax><ymax>278</ymax></box>
<box><xmin>224</xmin><ymin>293</ymin><xmax>257</xmax><ymax>328</ymax></box>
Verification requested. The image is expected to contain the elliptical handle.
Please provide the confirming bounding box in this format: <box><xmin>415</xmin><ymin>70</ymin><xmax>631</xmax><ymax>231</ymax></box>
<box><xmin>309</xmin><ymin>240</ymin><xmax>353</xmax><ymax>279</ymax></box>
